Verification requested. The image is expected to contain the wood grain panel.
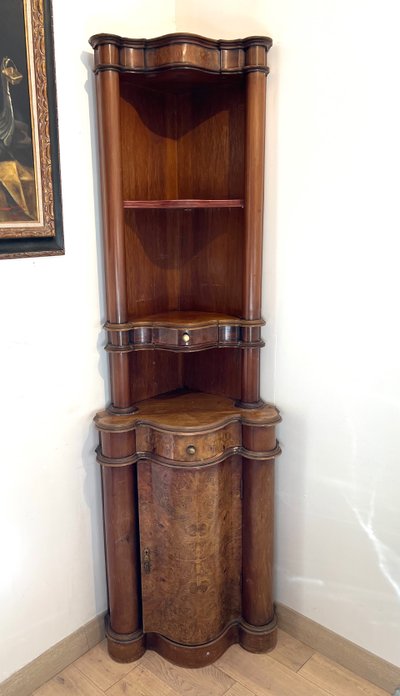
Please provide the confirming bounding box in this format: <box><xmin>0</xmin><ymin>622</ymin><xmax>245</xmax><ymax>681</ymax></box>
<box><xmin>180</xmin><ymin>209</ymin><xmax>243</xmax><ymax>315</ymax></box>
<box><xmin>138</xmin><ymin>456</ymin><xmax>242</xmax><ymax>644</ymax></box>
<box><xmin>128</xmin><ymin>352</ymin><xmax>183</xmax><ymax>404</ymax></box>
<box><xmin>124</xmin><ymin>209</ymin><xmax>243</xmax><ymax>319</ymax></box>
<box><xmin>184</xmin><ymin>349</ymin><xmax>242</xmax><ymax>401</ymax></box>
<box><xmin>120</xmin><ymin>83</ymin><xmax>177</xmax><ymax>201</ymax></box>
<box><xmin>176</xmin><ymin>81</ymin><xmax>245</xmax><ymax>200</ymax></box>
<box><xmin>125</xmin><ymin>211</ymin><xmax>181</xmax><ymax>319</ymax></box>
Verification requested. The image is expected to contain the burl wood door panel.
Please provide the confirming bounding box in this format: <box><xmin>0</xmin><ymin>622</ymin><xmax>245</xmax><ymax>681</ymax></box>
<box><xmin>138</xmin><ymin>456</ymin><xmax>242</xmax><ymax>645</ymax></box>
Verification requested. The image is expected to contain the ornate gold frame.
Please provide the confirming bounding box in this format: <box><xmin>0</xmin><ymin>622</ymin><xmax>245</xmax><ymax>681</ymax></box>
<box><xmin>0</xmin><ymin>0</ymin><xmax>64</xmax><ymax>258</ymax></box>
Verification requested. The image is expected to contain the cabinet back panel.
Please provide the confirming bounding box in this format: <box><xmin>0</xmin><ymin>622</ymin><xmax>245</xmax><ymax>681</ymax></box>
<box><xmin>119</xmin><ymin>78</ymin><xmax>245</xmax><ymax>200</ymax></box>
<box><xmin>129</xmin><ymin>352</ymin><xmax>183</xmax><ymax>403</ymax></box>
<box><xmin>180</xmin><ymin>209</ymin><xmax>243</xmax><ymax>314</ymax></box>
<box><xmin>120</xmin><ymin>82</ymin><xmax>178</xmax><ymax>200</ymax></box>
<box><xmin>177</xmin><ymin>78</ymin><xmax>245</xmax><ymax>198</ymax></box>
<box><xmin>176</xmin><ymin>81</ymin><xmax>245</xmax><ymax>199</ymax></box>
<box><xmin>138</xmin><ymin>456</ymin><xmax>242</xmax><ymax>645</ymax></box>
<box><xmin>125</xmin><ymin>209</ymin><xmax>243</xmax><ymax>318</ymax></box>
<box><xmin>184</xmin><ymin>349</ymin><xmax>242</xmax><ymax>401</ymax></box>
<box><xmin>125</xmin><ymin>210</ymin><xmax>181</xmax><ymax>318</ymax></box>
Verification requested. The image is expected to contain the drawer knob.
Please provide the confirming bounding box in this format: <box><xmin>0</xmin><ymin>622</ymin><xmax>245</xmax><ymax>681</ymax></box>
<box><xmin>182</xmin><ymin>332</ymin><xmax>190</xmax><ymax>344</ymax></box>
<box><xmin>187</xmin><ymin>445</ymin><xmax>196</xmax><ymax>455</ymax></box>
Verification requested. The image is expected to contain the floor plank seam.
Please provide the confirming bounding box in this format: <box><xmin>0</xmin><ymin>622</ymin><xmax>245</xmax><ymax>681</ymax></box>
<box><xmin>295</xmin><ymin>653</ymin><xmax>317</xmax><ymax>674</ymax></box>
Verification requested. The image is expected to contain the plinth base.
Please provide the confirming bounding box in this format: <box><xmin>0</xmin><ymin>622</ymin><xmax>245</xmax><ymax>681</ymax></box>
<box><xmin>105</xmin><ymin>613</ymin><xmax>277</xmax><ymax>667</ymax></box>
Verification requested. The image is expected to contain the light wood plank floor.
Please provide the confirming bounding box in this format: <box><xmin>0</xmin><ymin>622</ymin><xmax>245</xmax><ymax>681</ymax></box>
<box><xmin>33</xmin><ymin>631</ymin><xmax>390</xmax><ymax>696</ymax></box>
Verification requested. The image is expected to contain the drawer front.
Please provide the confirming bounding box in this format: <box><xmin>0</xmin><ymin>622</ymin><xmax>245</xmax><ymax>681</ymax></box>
<box><xmin>136</xmin><ymin>422</ymin><xmax>241</xmax><ymax>462</ymax></box>
<box><xmin>152</xmin><ymin>325</ymin><xmax>218</xmax><ymax>349</ymax></box>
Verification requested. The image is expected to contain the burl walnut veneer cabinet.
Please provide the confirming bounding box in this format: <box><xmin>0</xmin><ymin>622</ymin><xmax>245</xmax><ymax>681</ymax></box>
<box><xmin>89</xmin><ymin>32</ymin><xmax>281</xmax><ymax>667</ymax></box>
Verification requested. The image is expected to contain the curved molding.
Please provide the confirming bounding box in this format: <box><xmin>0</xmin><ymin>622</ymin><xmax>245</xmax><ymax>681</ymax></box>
<box><xmin>89</xmin><ymin>32</ymin><xmax>272</xmax><ymax>76</ymax></box>
<box><xmin>105</xmin><ymin>314</ymin><xmax>265</xmax><ymax>353</ymax></box>
<box><xmin>95</xmin><ymin>392</ymin><xmax>281</xmax><ymax>434</ymax></box>
<box><xmin>97</xmin><ymin>443</ymin><xmax>281</xmax><ymax>469</ymax></box>
<box><xmin>104</xmin><ymin>611</ymin><xmax>277</xmax><ymax>667</ymax></box>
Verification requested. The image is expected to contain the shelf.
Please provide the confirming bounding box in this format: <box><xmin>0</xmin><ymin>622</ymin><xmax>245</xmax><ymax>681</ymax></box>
<box><xmin>123</xmin><ymin>311</ymin><xmax>265</xmax><ymax>328</ymax></box>
<box><xmin>123</xmin><ymin>199</ymin><xmax>244</xmax><ymax>209</ymax></box>
<box><xmin>95</xmin><ymin>390</ymin><xmax>281</xmax><ymax>433</ymax></box>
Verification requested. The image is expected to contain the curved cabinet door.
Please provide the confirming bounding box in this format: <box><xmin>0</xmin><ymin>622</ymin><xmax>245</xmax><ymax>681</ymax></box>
<box><xmin>138</xmin><ymin>456</ymin><xmax>242</xmax><ymax>645</ymax></box>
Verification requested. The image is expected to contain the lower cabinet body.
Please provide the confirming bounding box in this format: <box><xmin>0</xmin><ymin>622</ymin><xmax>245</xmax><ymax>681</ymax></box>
<box><xmin>97</xmin><ymin>393</ymin><xmax>280</xmax><ymax>667</ymax></box>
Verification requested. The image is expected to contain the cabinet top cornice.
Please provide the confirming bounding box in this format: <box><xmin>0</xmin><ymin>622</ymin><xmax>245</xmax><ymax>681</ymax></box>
<box><xmin>89</xmin><ymin>32</ymin><xmax>272</xmax><ymax>76</ymax></box>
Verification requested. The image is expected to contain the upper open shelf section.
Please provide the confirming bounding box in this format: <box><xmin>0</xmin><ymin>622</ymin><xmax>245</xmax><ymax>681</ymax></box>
<box><xmin>89</xmin><ymin>32</ymin><xmax>274</xmax><ymax>212</ymax></box>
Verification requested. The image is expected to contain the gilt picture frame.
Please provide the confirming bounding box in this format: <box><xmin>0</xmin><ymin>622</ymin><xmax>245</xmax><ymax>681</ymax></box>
<box><xmin>0</xmin><ymin>0</ymin><xmax>63</xmax><ymax>259</ymax></box>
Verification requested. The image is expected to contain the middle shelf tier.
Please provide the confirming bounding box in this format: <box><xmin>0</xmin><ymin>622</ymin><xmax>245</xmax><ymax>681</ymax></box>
<box><xmin>105</xmin><ymin>310</ymin><xmax>265</xmax><ymax>352</ymax></box>
<box><xmin>95</xmin><ymin>390</ymin><xmax>281</xmax><ymax>468</ymax></box>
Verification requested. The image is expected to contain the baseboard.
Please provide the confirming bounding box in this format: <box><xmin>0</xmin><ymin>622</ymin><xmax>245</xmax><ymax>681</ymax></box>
<box><xmin>0</xmin><ymin>613</ymin><xmax>106</xmax><ymax>696</ymax></box>
<box><xmin>276</xmin><ymin>602</ymin><xmax>400</xmax><ymax>694</ymax></box>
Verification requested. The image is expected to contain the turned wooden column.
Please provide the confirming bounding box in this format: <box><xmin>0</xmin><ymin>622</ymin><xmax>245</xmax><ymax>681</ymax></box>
<box><xmin>94</xmin><ymin>51</ymin><xmax>142</xmax><ymax>656</ymax></box>
<box><xmin>95</xmin><ymin>59</ymin><xmax>131</xmax><ymax>412</ymax></box>
<box><xmin>100</xmin><ymin>431</ymin><xmax>144</xmax><ymax>661</ymax></box>
<box><xmin>240</xmin><ymin>68</ymin><xmax>276</xmax><ymax>640</ymax></box>
<box><xmin>241</xmin><ymin>70</ymin><xmax>267</xmax><ymax>407</ymax></box>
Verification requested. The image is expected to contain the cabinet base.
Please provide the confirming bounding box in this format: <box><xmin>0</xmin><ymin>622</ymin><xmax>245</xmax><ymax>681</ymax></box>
<box><xmin>105</xmin><ymin>614</ymin><xmax>277</xmax><ymax>667</ymax></box>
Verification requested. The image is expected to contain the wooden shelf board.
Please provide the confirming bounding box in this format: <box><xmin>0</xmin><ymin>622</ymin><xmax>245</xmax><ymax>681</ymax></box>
<box><xmin>107</xmin><ymin>310</ymin><xmax>265</xmax><ymax>330</ymax></box>
<box><xmin>95</xmin><ymin>390</ymin><xmax>281</xmax><ymax>432</ymax></box>
<box><xmin>123</xmin><ymin>199</ymin><xmax>244</xmax><ymax>209</ymax></box>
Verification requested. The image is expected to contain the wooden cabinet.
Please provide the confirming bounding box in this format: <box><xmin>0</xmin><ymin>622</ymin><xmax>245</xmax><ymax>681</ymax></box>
<box><xmin>90</xmin><ymin>32</ymin><xmax>281</xmax><ymax>667</ymax></box>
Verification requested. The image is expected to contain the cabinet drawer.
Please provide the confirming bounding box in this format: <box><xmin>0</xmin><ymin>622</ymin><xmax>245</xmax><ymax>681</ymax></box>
<box><xmin>137</xmin><ymin>422</ymin><xmax>241</xmax><ymax>462</ymax></box>
<box><xmin>152</xmin><ymin>325</ymin><xmax>218</xmax><ymax>349</ymax></box>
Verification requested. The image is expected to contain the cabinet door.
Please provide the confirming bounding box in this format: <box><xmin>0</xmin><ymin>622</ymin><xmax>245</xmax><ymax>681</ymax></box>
<box><xmin>138</xmin><ymin>456</ymin><xmax>242</xmax><ymax>645</ymax></box>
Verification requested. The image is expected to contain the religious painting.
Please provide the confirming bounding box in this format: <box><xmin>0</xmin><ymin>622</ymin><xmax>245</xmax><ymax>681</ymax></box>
<box><xmin>0</xmin><ymin>0</ymin><xmax>64</xmax><ymax>258</ymax></box>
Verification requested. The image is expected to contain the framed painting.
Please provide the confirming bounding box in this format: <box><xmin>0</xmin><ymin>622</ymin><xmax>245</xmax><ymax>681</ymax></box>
<box><xmin>0</xmin><ymin>0</ymin><xmax>63</xmax><ymax>259</ymax></box>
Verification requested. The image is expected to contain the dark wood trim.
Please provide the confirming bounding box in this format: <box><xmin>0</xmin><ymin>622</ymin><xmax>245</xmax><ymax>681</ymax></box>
<box><xmin>96</xmin><ymin>443</ymin><xmax>281</xmax><ymax>469</ymax></box>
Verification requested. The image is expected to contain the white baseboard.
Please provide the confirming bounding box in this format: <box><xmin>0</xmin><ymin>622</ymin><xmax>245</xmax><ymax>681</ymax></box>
<box><xmin>276</xmin><ymin>602</ymin><xmax>400</xmax><ymax>694</ymax></box>
<box><xmin>0</xmin><ymin>613</ymin><xmax>106</xmax><ymax>696</ymax></box>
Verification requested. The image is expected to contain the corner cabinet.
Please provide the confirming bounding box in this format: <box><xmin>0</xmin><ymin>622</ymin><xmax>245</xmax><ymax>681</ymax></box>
<box><xmin>89</xmin><ymin>32</ymin><xmax>281</xmax><ymax>668</ymax></box>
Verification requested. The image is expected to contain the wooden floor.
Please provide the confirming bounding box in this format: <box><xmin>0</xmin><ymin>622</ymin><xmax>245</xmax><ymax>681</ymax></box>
<box><xmin>33</xmin><ymin>630</ymin><xmax>390</xmax><ymax>696</ymax></box>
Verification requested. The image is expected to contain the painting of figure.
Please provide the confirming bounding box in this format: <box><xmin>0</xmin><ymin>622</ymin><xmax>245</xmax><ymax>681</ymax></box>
<box><xmin>0</xmin><ymin>0</ymin><xmax>64</xmax><ymax>259</ymax></box>
<box><xmin>0</xmin><ymin>0</ymin><xmax>38</xmax><ymax>225</ymax></box>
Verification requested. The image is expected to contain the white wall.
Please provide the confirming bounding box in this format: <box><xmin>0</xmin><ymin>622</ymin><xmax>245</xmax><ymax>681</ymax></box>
<box><xmin>2</xmin><ymin>0</ymin><xmax>400</xmax><ymax>684</ymax></box>
<box><xmin>0</xmin><ymin>0</ymin><xmax>175</xmax><ymax>683</ymax></box>
<box><xmin>177</xmin><ymin>0</ymin><xmax>400</xmax><ymax>669</ymax></box>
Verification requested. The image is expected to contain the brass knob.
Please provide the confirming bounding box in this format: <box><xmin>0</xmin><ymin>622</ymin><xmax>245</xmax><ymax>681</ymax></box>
<box><xmin>182</xmin><ymin>332</ymin><xmax>190</xmax><ymax>344</ymax></box>
<box><xmin>187</xmin><ymin>445</ymin><xmax>196</xmax><ymax>455</ymax></box>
